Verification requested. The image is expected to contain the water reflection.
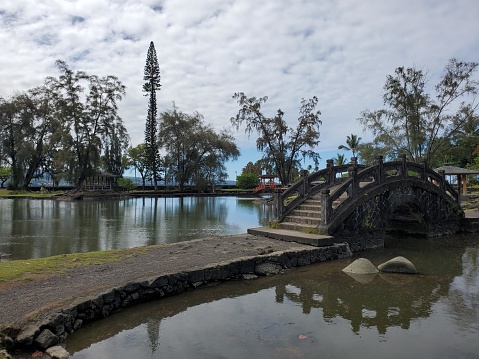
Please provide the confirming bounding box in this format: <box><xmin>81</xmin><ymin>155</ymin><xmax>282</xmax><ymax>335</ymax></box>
<box><xmin>0</xmin><ymin>197</ymin><xmax>272</xmax><ymax>261</ymax></box>
<box><xmin>65</xmin><ymin>234</ymin><xmax>479</xmax><ymax>358</ymax></box>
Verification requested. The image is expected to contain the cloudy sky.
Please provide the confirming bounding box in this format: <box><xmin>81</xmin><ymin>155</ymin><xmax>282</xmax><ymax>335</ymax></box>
<box><xmin>1</xmin><ymin>0</ymin><xmax>478</xmax><ymax>179</ymax></box>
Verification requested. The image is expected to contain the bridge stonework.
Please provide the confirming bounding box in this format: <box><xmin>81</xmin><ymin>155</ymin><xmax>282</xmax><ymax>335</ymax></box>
<box><xmin>275</xmin><ymin>156</ymin><xmax>465</xmax><ymax>252</ymax></box>
<box><xmin>329</xmin><ymin>182</ymin><xmax>463</xmax><ymax>251</ymax></box>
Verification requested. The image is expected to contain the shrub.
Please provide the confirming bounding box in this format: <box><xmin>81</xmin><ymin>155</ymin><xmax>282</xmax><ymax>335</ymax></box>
<box><xmin>117</xmin><ymin>178</ymin><xmax>136</xmax><ymax>192</ymax></box>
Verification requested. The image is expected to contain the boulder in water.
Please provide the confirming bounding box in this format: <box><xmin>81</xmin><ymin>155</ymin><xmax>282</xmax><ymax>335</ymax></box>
<box><xmin>342</xmin><ymin>258</ymin><xmax>378</xmax><ymax>275</ymax></box>
<box><xmin>378</xmin><ymin>256</ymin><xmax>417</xmax><ymax>274</ymax></box>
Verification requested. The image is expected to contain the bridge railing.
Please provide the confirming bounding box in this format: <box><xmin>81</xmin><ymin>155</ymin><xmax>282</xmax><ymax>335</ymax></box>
<box><xmin>320</xmin><ymin>155</ymin><xmax>459</xmax><ymax>226</ymax></box>
<box><xmin>274</xmin><ymin>154</ymin><xmax>460</xmax><ymax>225</ymax></box>
<box><xmin>274</xmin><ymin>158</ymin><xmax>366</xmax><ymax>221</ymax></box>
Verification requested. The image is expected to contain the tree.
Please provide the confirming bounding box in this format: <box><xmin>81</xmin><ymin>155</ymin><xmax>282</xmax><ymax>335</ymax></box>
<box><xmin>159</xmin><ymin>105</ymin><xmax>239</xmax><ymax>191</ymax></box>
<box><xmin>236</xmin><ymin>172</ymin><xmax>259</xmax><ymax>189</ymax></box>
<box><xmin>0</xmin><ymin>96</ymin><xmax>23</xmax><ymax>188</ymax></box>
<box><xmin>359</xmin><ymin>59</ymin><xmax>479</xmax><ymax>167</ymax></box>
<box><xmin>338</xmin><ymin>133</ymin><xmax>362</xmax><ymax>158</ymax></box>
<box><xmin>101</xmin><ymin>126</ymin><xmax>129</xmax><ymax>176</ymax></box>
<box><xmin>231</xmin><ymin>93</ymin><xmax>322</xmax><ymax>186</ymax></box>
<box><xmin>442</xmin><ymin>114</ymin><xmax>479</xmax><ymax>167</ymax></box>
<box><xmin>47</xmin><ymin>60</ymin><xmax>128</xmax><ymax>187</ymax></box>
<box><xmin>128</xmin><ymin>144</ymin><xmax>150</xmax><ymax>190</ymax></box>
<box><xmin>143</xmin><ymin>41</ymin><xmax>162</xmax><ymax>190</ymax></box>
<box><xmin>334</xmin><ymin>153</ymin><xmax>347</xmax><ymax>165</ymax></box>
<box><xmin>0</xmin><ymin>90</ymin><xmax>61</xmax><ymax>189</ymax></box>
<box><xmin>241</xmin><ymin>160</ymin><xmax>263</xmax><ymax>176</ymax></box>
<box><xmin>356</xmin><ymin>142</ymin><xmax>387</xmax><ymax>165</ymax></box>
<box><xmin>117</xmin><ymin>177</ymin><xmax>136</xmax><ymax>192</ymax></box>
<box><xmin>0</xmin><ymin>165</ymin><xmax>11</xmax><ymax>188</ymax></box>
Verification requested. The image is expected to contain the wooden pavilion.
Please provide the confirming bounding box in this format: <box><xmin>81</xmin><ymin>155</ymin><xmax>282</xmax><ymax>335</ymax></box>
<box><xmin>434</xmin><ymin>165</ymin><xmax>479</xmax><ymax>197</ymax></box>
<box><xmin>82</xmin><ymin>172</ymin><xmax>119</xmax><ymax>191</ymax></box>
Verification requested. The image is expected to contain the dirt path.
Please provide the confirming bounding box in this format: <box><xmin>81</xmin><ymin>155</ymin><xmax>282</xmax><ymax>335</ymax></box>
<box><xmin>0</xmin><ymin>234</ymin><xmax>317</xmax><ymax>335</ymax></box>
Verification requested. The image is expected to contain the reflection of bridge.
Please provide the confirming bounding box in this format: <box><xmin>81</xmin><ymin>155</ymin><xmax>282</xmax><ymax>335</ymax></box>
<box><xmin>252</xmin><ymin>156</ymin><xmax>469</xmax><ymax>251</ymax></box>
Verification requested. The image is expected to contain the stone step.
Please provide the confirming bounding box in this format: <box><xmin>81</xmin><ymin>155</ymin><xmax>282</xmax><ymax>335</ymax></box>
<box><xmin>278</xmin><ymin>221</ymin><xmax>318</xmax><ymax>232</ymax></box>
<box><xmin>283</xmin><ymin>215</ymin><xmax>321</xmax><ymax>225</ymax></box>
<box><xmin>290</xmin><ymin>209</ymin><xmax>321</xmax><ymax>218</ymax></box>
<box><xmin>297</xmin><ymin>204</ymin><xmax>321</xmax><ymax>211</ymax></box>
<box><xmin>303</xmin><ymin>199</ymin><xmax>321</xmax><ymax>205</ymax></box>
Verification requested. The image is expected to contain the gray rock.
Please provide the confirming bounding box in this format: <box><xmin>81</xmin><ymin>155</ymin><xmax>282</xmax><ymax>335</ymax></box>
<box><xmin>255</xmin><ymin>262</ymin><xmax>283</xmax><ymax>276</ymax></box>
<box><xmin>378</xmin><ymin>256</ymin><xmax>417</xmax><ymax>274</ymax></box>
<box><xmin>34</xmin><ymin>329</ymin><xmax>58</xmax><ymax>349</ymax></box>
<box><xmin>0</xmin><ymin>349</ymin><xmax>13</xmax><ymax>359</ymax></box>
<box><xmin>0</xmin><ymin>336</ymin><xmax>14</xmax><ymax>350</ymax></box>
<box><xmin>46</xmin><ymin>345</ymin><xmax>70</xmax><ymax>359</ymax></box>
<box><xmin>342</xmin><ymin>258</ymin><xmax>378</xmax><ymax>274</ymax></box>
<box><xmin>15</xmin><ymin>325</ymin><xmax>40</xmax><ymax>346</ymax></box>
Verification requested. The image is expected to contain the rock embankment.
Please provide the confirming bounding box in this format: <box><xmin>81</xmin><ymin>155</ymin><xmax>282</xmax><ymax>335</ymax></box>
<box><xmin>0</xmin><ymin>235</ymin><xmax>352</xmax><ymax>356</ymax></box>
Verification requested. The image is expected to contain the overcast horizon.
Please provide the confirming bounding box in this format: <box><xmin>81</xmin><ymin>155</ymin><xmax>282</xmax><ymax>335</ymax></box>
<box><xmin>1</xmin><ymin>0</ymin><xmax>478</xmax><ymax>179</ymax></box>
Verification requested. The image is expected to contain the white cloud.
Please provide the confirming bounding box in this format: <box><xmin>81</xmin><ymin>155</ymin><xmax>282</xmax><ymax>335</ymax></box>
<box><xmin>1</xmin><ymin>0</ymin><xmax>478</xmax><ymax>178</ymax></box>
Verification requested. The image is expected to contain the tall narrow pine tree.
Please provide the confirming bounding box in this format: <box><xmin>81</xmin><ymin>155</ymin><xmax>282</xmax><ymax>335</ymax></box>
<box><xmin>143</xmin><ymin>41</ymin><xmax>161</xmax><ymax>190</ymax></box>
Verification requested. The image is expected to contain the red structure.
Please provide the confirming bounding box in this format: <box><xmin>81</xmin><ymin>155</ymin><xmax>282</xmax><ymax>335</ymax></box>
<box><xmin>253</xmin><ymin>174</ymin><xmax>277</xmax><ymax>193</ymax></box>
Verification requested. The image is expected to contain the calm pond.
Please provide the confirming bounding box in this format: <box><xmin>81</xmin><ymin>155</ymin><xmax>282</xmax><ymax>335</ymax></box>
<box><xmin>0</xmin><ymin>196</ymin><xmax>272</xmax><ymax>261</ymax></box>
<box><xmin>1</xmin><ymin>197</ymin><xmax>479</xmax><ymax>357</ymax></box>
<box><xmin>64</xmin><ymin>233</ymin><xmax>479</xmax><ymax>358</ymax></box>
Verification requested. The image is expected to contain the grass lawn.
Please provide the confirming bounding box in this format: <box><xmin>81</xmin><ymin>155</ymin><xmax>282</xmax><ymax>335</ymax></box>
<box><xmin>0</xmin><ymin>188</ymin><xmax>66</xmax><ymax>198</ymax></box>
<box><xmin>0</xmin><ymin>247</ymin><xmax>150</xmax><ymax>282</ymax></box>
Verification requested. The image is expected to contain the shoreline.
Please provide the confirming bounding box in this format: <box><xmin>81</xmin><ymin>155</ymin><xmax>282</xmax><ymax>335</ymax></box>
<box><xmin>0</xmin><ymin>234</ymin><xmax>352</xmax><ymax>357</ymax></box>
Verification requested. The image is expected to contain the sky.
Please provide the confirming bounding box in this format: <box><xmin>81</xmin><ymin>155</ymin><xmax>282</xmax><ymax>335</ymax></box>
<box><xmin>1</xmin><ymin>0</ymin><xmax>478</xmax><ymax>180</ymax></box>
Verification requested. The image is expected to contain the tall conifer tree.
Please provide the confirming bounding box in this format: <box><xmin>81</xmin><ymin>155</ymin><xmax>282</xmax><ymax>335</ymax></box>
<box><xmin>143</xmin><ymin>41</ymin><xmax>161</xmax><ymax>190</ymax></box>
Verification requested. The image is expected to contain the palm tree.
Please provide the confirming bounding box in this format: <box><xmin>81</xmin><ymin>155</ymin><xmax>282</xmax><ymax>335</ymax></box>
<box><xmin>334</xmin><ymin>153</ymin><xmax>346</xmax><ymax>165</ymax></box>
<box><xmin>338</xmin><ymin>133</ymin><xmax>362</xmax><ymax>158</ymax></box>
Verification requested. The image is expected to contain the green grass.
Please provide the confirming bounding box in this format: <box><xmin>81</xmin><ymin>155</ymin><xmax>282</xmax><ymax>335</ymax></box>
<box><xmin>0</xmin><ymin>247</ymin><xmax>150</xmax><ymax>282</ymax></box>
<box><xmin>218</xmin><ymin>188</ymin><xmax>253</xmax><ymax>193</ymax></box>
<box><xmin>0</xmin><ymin>188</ymin><xmax>66</xmax><ymax>198</ymax></box>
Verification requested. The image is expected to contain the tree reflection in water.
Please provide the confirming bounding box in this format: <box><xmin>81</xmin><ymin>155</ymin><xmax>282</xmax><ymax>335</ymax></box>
<box><xmin>65</xmin><ymin>234</ymin><xmax>479</xmax><ymax>358</ymax></box>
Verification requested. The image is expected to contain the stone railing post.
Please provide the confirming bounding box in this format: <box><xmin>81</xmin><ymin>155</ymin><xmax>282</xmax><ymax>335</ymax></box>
<box><xmin>300</xmin><ymin>169</ymin><xmax>309</xmax><ymax>197</ymax></box>
<box><xmin>326</xmin><ymin>159</ymin><xmax>334</xmax><ymax>184</ymax></box>
<box><xmin>438</xmin><ymin>170</ymin><xmax>446</xmax><ymax>192</ymax></box>
<box><xmin>421</xmin><ymin>158</ymin><xmax>428</xmax><ymax>181</ymax></box>
<box><xmin>375</xmin><ymin>155</ymin><xmax>384</xmax><ymax>184</ymax></box>
<box><xmin>350</xmin><ymin>157</ymin><xmax>357</xmax><ymax>168</ymax></box>
<box><xmin>398</xmin><ymin>154</ymin><xmax>407</xmax><ymax>179</ymax></box>
<box><xmin>274</xmin><ymin>188</ymin><xmax>283</xmax><ymax>220</ymax></box>
<box><xmin>321</xmin><ymin>189</ymin><xmax>331</xmax><ymax>225</ymax></box>
<box><xmin>348</xmin><ymin>165</ymin><xmax>359</xmax><ymax>196</ymax></box>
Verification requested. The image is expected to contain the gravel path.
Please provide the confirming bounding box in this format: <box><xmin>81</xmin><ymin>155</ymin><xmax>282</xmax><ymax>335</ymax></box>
<box><xmin>0</xmin><ymin>234</ymin><xmax>314</xmax><ymax>335</ymax></box>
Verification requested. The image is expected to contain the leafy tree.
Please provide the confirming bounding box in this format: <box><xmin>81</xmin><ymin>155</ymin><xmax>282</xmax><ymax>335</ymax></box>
<box><xmin>46</xmin><ymin>60</ymin><xmax>128</xmax><ymax>187</ymax></box>
<box><xmin>159</xmin><ymin>105</ymin><xmax>239</xmax><ymax>191</ymax></box>
<box><xmin>338</xmin><ymin>133</ymin><xmax>362</xmax><ymax>158</ymax></box>
<box><xmin>0</xmin><ymin>89</ymin><xmax>61</xmax><ymax>189</ymax></box>
<box><xmin>117</xmin><ymin>177</ymin><xmax>137</xmax><ymax>192</ymax></box>
<box><xmin>128</xmin><ymin>144</ymin><xmax>150</xmax><ymax>190</ymax></box>
<box><xmin>101</xmin><ymin>126</ymin><xmax>129</xmax><ymax>176</ymax></box>
<box><xmin>17</xmin><ymin>88</ymin><xmax>64</xmax><ymax>189</ymax></box>
<box><xmin>359</xmin><ymin>59</ymin><xmax>479</xmax><ymax>167</ymax></box>
<box><xmin>241</xmin><ymin>161</ymin><xmax>263</xmax><ymax>176</ymax></box>
<box><xmin>0</xmin><ymin>165</ymin><xmax>11</xmax><ymax>188</ymax></box>
<box><xmin>356</xmin><ymin>142</ymin><xmax>388</xmax><ymax>165</ymax></box>
<box><xmin>442</xmin><ymin>114</ymin><xmax>479</xmax><ymax>167</ymax></box>
<box><xmin>0</xmin><ymin>96</ymin><xmax>23</xmax><ymax>188</ymax></box>
<box><xmin>231</xmin><ymin>92</ymin><xmax>322</xmax><ymax>186</ymax></box>
<box><xmin>236</xmin><ymin>172</ymin><xmax>259</xmax><ymax>189</ymax></box>
<box><xmin>143</xmin><ymin>41</ymin><xmax>162</xmax><ymax>190</ymax></box>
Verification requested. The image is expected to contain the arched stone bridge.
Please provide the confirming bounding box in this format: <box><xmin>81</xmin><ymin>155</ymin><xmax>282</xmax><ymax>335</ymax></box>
<box><xmin>272</xmin><ymin>155</ymin><xmax>464</xmax><ymax>251</ymax></box>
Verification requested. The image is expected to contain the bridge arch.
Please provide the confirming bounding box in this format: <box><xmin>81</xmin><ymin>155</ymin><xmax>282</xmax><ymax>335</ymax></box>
<box><xmin>327</xmin><ymin>180</ymin><xmax>463</xmax><ymax>251</ymax></box>
<box><xmin>275</xmin><ymin>155</ymin><xmax>464</xmax><ymax>251</ymax></box>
